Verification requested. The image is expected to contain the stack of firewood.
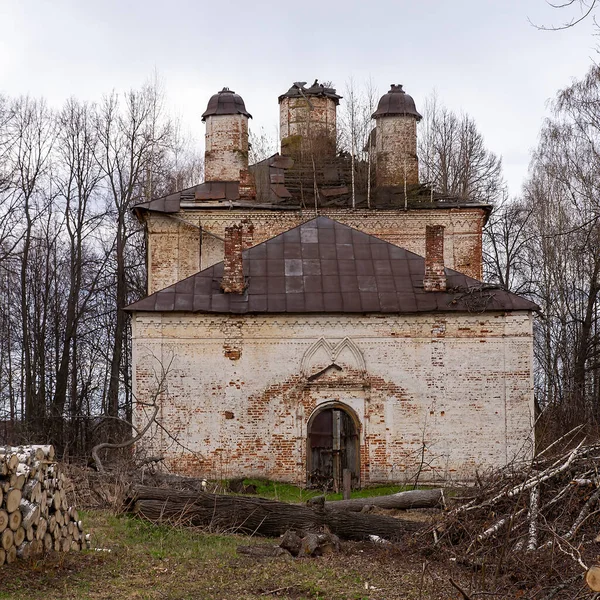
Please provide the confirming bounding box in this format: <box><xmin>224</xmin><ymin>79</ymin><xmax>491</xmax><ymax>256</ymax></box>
<box><xmin>0</xmin><ymin>445</ymin><xmax>85</xmax><ymax>565</ymax></box>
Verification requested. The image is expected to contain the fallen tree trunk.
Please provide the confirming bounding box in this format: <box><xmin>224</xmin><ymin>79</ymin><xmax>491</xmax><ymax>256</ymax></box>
<box><xmin>128</xmin><ymin>485</ymin><xmax>423</xmax><ymax>541</ymax></box>
<box><xmin>325</xmin><ymin>488</ymin><xmax>444</xmax><ymax>512</ymax></box>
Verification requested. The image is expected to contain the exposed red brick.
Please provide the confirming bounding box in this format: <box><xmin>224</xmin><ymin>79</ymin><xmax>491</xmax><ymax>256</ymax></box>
<box><xmin>221</xmin><ymin>225</ymin><xmax>245</xmax><ymax>294</ymax></box>
<box><xmin>424</xmin><ymin>225</ymin><xmax>447</xmax><ymax>292</ymax></box>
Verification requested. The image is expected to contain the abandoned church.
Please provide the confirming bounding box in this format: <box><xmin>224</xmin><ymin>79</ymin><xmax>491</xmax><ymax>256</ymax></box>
<box><xmin>127</xmin><ymin>81</ymin><xmax>537</xmax><ymax>487</ymax></box>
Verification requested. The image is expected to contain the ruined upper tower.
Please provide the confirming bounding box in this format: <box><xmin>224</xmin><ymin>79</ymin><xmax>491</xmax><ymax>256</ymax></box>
<box><xmin>372</xmin><ymin>84</ymin><xmax>422</xmax><ymax>187</ymax></box>
<box><xmin>202</xmin><ymin>88</ymin><xmax>252</xmax><ymax>182</ymax></box>
<box><xmin>278</xmin><ymin>81</ymin><xmax>341</xmax><ymax>159</ymax></box>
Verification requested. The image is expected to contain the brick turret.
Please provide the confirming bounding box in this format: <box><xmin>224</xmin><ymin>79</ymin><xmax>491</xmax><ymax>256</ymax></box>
<box><xmin>372</xmin><ymin>84</ymin><xmax>422</xmax><ymax>187</ymax></box>
<box><xmin>202</xmin><ymin>88</ymin><xmax>252</xmax><ymax>183</ymax></box>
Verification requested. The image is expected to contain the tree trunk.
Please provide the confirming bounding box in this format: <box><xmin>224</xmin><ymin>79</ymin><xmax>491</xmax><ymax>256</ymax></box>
<box><xmin>325</xmin><ymin>488</ymin><xmax>444</xmax><ymax>512</ymax></box>
<box><xmin>128</xmin><ymin>485</ymin><xmax>424</xmax><ymax>542</ymax></box>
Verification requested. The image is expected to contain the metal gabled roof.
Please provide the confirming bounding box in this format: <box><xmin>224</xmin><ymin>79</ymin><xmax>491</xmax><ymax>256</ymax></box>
<box><xmin>127</xmin><ymin>216</ymin><xmax>538</xmax><ymax>315</ymax></box>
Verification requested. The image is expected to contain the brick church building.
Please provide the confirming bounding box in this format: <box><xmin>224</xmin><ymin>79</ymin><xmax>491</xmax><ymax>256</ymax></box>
<box><xmin>127</xmin><ymin>81</ymin><xmax>536</xmax><ymax>487</ymax></box>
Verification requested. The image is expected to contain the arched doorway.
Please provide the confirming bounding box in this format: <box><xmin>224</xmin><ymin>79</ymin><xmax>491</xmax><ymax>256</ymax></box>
<box><xmin>307</xmin><ymin>403</ymin><xmax>360</xmax><ymax>490</ymax></box>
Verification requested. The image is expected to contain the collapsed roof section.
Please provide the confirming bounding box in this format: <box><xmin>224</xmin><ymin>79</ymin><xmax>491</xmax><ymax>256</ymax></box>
<box><xmin>133</xmin><ymin>154</ymin><xmax>492</xmax><ymax>218</ymax></box>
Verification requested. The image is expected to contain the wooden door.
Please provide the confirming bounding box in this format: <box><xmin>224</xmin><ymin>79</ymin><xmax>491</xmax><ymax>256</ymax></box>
<box><xmin>307</xmin><ymin>407</ymin><xmax>359</xmax><ymax>490</ymax></box>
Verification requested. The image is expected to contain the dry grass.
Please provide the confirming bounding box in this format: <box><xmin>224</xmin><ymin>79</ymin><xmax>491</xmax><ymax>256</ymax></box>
<box><xmin>0</xmin><ymin>509</ymin><xmax>466</xmax><ymax>600</ymax></box>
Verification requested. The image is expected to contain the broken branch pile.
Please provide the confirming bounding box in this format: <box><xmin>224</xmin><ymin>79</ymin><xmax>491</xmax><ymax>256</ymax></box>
<box><xmin>432</xmin><ymin>439</ymin><xmax>600</xmax><ymax>584</ymax></box>
<box><xmin>0</xmin><ymin>445</ymin><xmax>85</xmax><ymax>565</ymax></box>
<box><xmin>127</xmin><ymin>485</ymin><xmax>426</xmax><ymax>541</ymax></box>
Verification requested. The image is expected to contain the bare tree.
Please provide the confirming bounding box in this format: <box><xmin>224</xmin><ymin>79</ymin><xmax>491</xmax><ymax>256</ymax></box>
<box><xmin>531</xmin><ymin>0</ymin><xmax>598</xmax><ymax>30</ymax></box>
<box><xmin>337</xmin><ymin>78</ymin><xmax>378</xmax><ymax>206</ymax></box>
<box><xmin>50</xmin><ymin>99</ymin><xmax>107</xmax><ymax>449</ymax></box>
<box><xmin>419</xmin><ymin>95</ymin><xmax>504</xmax><ymax>204</ymax></box>
<box><xmin>8</xmin><ymin>98</ymin><xmax>56</xmax><ymax>436</ymax></box>
<box><xmin>483</xmin><ymin>195</ymin><xmax>534</xmax><ymax>294</ymax></box>
<box><xmin>249</xmin><ymin>126</ymin><xmax>278</xmax><ymax>165</ymax></box>
<box><xmin>515</xmin><ymin>64</ymin><xmax>600</xmax><ymax>433</ymax></box>
<box><xmin>95</xmin><ymin>82</ymin><xmax>174</xmax><ymax>430</ymax></box>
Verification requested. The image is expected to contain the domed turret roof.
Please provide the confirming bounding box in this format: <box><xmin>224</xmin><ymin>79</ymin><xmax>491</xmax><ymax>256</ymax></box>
<box><xmin>201</xmin><ymin>88</ymin><xmax>252</xmax><ymax>121</ymax></box>
<box><xmin>372</xmin><ymin>84</ymin><xmax>422</xmax><ymax>120</ymax></box>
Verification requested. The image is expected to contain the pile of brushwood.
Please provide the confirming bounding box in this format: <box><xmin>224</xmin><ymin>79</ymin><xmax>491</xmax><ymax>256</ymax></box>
<box><xmin>427</xmin><ymin>432</ymin><xmax>600</xmax><ymax>598</ymax></box>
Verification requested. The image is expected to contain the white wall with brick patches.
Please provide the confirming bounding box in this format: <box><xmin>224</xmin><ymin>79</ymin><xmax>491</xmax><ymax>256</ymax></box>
<box><xmin>279</xmin><ymin>96</ymin><xmax>337</xmax><ymax>141</ymax></box>
<box><xmin>132</xmin><ymin>311</ymin><xmax>534</xmax><ymax>484</ymax></box>
<box><xmin>375</xmin><ymin>115</ymin><xmax>419</xmax><ymax>186</ymax></box>
<box><xmin>204</xmin><ymin>114</ymin><xmax>249</xmax><ymax>182</ymax></box>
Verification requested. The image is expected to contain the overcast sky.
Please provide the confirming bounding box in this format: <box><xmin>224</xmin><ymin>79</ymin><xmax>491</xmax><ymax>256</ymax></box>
<box><xmin>0</xmin><ymin>0</ymin><xmax>597</xmax><ymax>195</ymax></box>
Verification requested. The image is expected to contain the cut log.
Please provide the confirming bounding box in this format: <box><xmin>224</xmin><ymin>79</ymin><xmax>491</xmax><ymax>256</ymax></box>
<box><xmin>13</xmin><ymin>527</ymin><xmax>25</xmax><ymax>547</ymax></box>
<box><xmin>5</xmin><ymin>545</ymin><xmax>16</xmax><ymax>564</ymax></box>
<box><xmin>23</xmin><ymin>480</ymin><xmax>41</xmax><ymax>502</ymax></box>
<box><xmin>36</xmin><ymin>518</ymin><xmax>47</xmax><ymax>540</ymax></box>
<box><xmin>0</xmin><ymin>510</ymin><xmax>7</xmax><ymax>533</ymax></box>
<box><xmin>8</xmin><ymin>510</ymin><xmax>22</xmax><ymax>531</ymax></box>
<box><xmin>10</xmin><ymin>474</ymin><xmax>25</xmax><ymax>490</ymax></box>
<box><xmin>5</xmin><ymin>488</ymin><xmax>21</xmax><ymax>513</ymax></box>
<box><xmin>31</xmin><ymin>539</ymin><xmax>43</xmax><ymax>555</ymax></box>
<box><xmin>16</xmin><ymin>463</ymin><xmax>31</xmax><ymax>478</ymax></box>
<box><xmin>1</xmin><ymin>454</ymin><xmax>19</xmax><ymax>472</ymax></box>
<box><xmin>0</xmin><ymin>479</ymin><xmax>10</xmax><ymax>493</ymax></box>
<box><xmin>129</xmin><ymin>485</ymin><xmax>422</xmax><ymax>542</ymax></box>
<box><xmin>43</xmin><ymin>533</ymin><xmax>52</xmax><ymax>552</ymax></box>
<box><xmin>325</xmin><ymin>488</ymin><xmax>445</xmax><ymax>512</ymax></box>
<box><xmin>0</xmin><ymin>548</ymin><xmax>5</xmax><ymax>565</ymax></box>
<box><xmin>19</xmin><ymin>499</ymin><xmax>40</xmax><ymax>530</ymax></box>
<box><xmin>30</xmin><ymin>445</ymin><xmax>55</xmax><ymax>460</ymax></box>
<box><xmin>587</xmin><ymin>566</ymin><xmax>600</xmax><ymax>592</ymax></box>
<box><xmin>26</xmin><ymin>526</ymin><xmax>34</xmax><ymax>542</ymax></box>
<box><xmin>1</xmin><ymin>528</ymin><xmax>14</xmax><ymax>551</ymax></box>
<box><xmin>16</xmin><ymin>542</ymin><xmax>31</xmax><ymax>560</ymax></box>
<box><xmin>39</xmin><ymin>492</ymin><xmax>47</xmax><ymax>514</ymax></box>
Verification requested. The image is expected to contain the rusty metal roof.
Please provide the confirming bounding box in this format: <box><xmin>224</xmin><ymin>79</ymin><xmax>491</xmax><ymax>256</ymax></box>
<box><xmin>372</xmin><ymin>84</ymin><xmax>422</xmax><ymax>121</ymax></box>
<box><xmin>133</xmin><ymin>182</ymin><xmax>241</xmax><ymax>215</ymax></box>
<box><xmin>126</xmin><ymin>217</ymin><xmax>538</xmax><ymax>315</ymax></box>
<box><xmin>278</xmin><ymin>80</ymin><xmax>342</xmax><ymax>104</ymax></box>
<box><xmin>201</xmin><ymin>88</ymin><xmax>252</xmax><ymax>121</ymax></box>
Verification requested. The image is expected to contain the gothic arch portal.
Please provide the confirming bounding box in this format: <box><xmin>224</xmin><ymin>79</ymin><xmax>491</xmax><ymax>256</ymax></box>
<box><xmin>306</xmin><ymin>402</ymin><xmax>360</xmax><ymax>489</ymax></box>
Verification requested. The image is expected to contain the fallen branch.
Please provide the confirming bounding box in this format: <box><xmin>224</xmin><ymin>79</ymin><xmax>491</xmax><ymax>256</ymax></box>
<box><xmin>127</xmin><ymin>485</ymin><xmax>423</xmax><ymax>541</ymax></box>
<box><xmin>325</xmin><ymin>488</ymin><xmax>444</xmax><ymax>512</ymax></box>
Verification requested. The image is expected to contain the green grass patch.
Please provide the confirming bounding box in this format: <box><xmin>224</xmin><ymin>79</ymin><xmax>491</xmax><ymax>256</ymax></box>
<box><xmin>241</xmin><ymin>479</ymin><xmax>421</xmax><ymax>503</ymax></box>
